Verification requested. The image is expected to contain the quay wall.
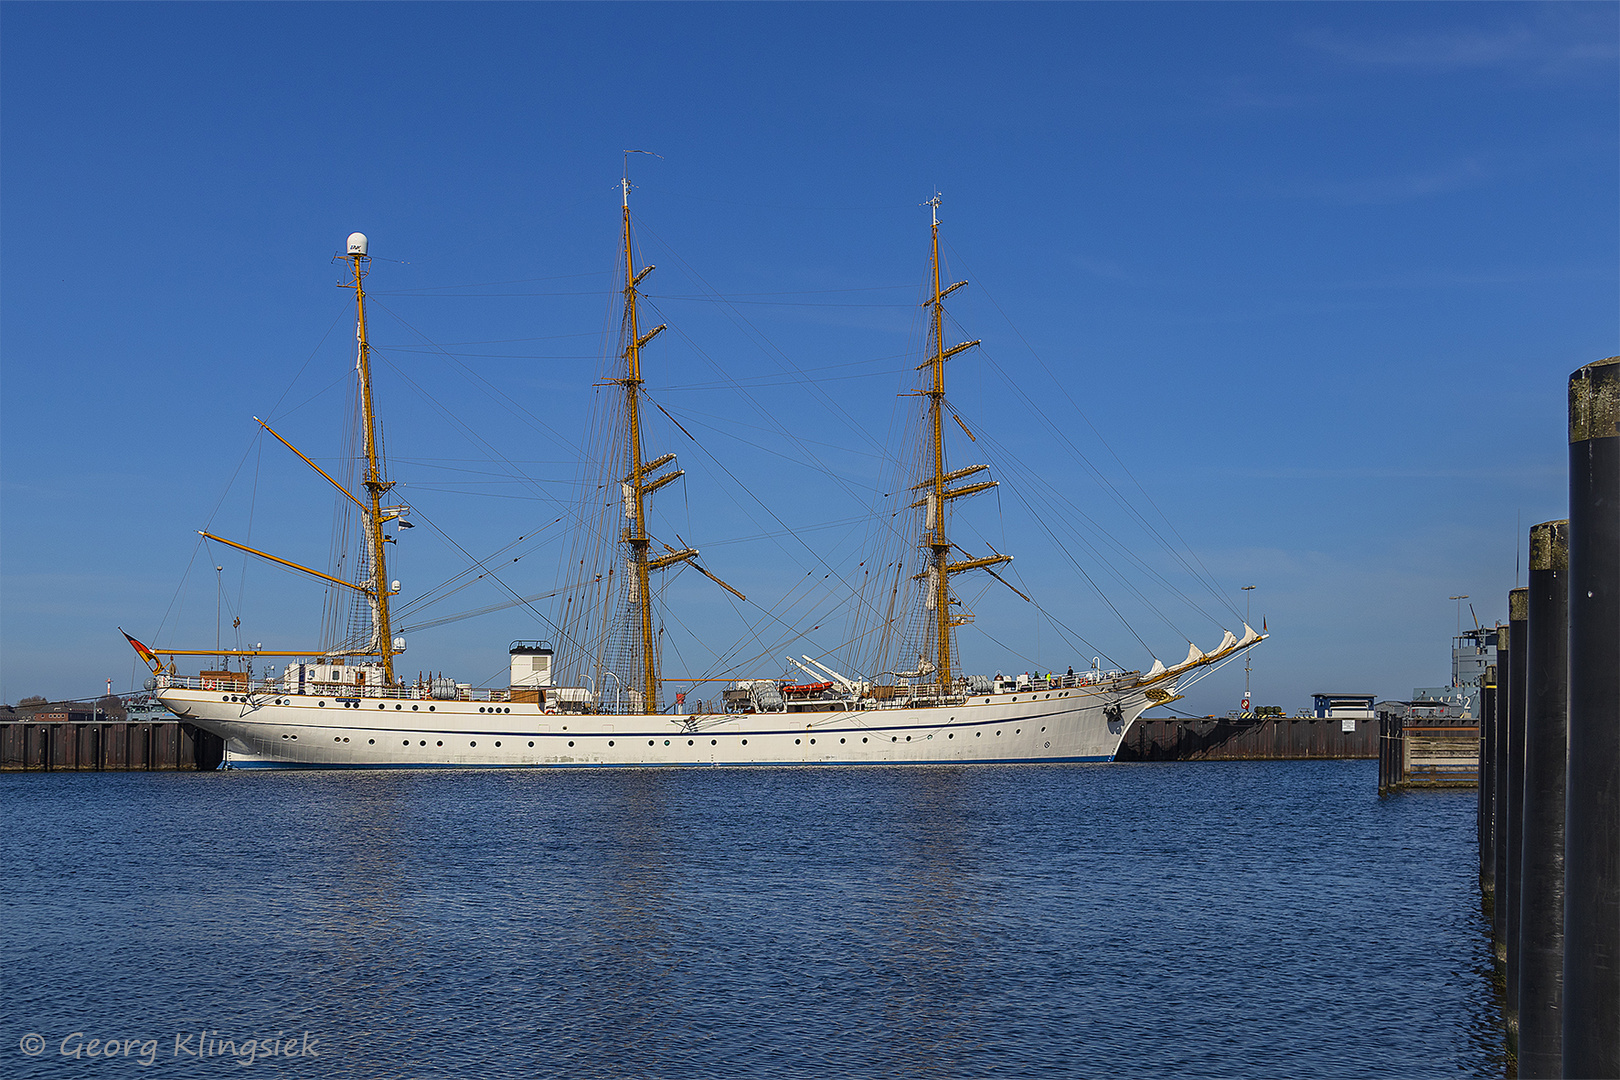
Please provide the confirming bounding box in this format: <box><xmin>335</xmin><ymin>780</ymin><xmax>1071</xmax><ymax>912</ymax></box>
<box><xmin>1117</xmin><ymin>715</ymin><xmax>1377</xmax><ymax>761</ymax></box>
<box><xmin>0</xmin><ymin>721</ymin><xmax>224</xmax><ymax>771</ymax></box>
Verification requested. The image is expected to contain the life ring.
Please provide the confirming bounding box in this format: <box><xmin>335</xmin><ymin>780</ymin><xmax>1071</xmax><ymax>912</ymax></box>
<box><xmin>544</xmin><ymin>708</ymin><xmax>557</xmax><ymax>715</ymax></box>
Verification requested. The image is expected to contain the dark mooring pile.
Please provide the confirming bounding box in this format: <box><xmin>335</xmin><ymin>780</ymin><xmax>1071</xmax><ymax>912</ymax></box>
<box><xmin>1477</xmin><ymin>356</ymin><xmax>1619</xmax><ymax>1077</ymax></box>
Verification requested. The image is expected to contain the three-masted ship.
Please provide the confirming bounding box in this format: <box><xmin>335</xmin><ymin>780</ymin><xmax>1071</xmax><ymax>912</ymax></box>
<box><xmin>136</xmin><ymin>183</ymin><xmax>1263</xmax><ymax>768</ymax></box>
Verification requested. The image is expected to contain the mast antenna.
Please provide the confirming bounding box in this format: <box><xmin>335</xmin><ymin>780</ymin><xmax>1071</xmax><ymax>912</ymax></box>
<box><xmin>623</xmin><ymin>149</ymin><xmax>663</xmax><ymax>207</ymax></box>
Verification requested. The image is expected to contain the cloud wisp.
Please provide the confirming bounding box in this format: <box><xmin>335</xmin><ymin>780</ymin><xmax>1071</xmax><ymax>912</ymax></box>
<box><xmin>1303</xmin><ymin>9</ymin><xmax>1618</xmax><ymax>76</ymax></box>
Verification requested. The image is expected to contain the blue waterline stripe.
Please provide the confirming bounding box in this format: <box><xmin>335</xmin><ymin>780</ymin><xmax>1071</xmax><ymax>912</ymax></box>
<box><xmin>224</xmin><ymin>755</ymin><xmax>1114</xmax><ymax>771</ymax></box>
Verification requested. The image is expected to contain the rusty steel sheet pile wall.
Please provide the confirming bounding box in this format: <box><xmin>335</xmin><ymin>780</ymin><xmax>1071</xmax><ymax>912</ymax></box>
<box><xmin>1116</xmin><ymin>716</ymin><xmax>1380</xmax><ymax>762</ymax></box>
<box><xmin>0</xmin><ymin>722</ymin><xmax>224</xmax><ymax>771</ymax></box>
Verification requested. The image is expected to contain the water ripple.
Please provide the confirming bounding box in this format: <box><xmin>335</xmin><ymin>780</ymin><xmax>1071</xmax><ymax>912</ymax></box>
<box><xmin>0</xmin><ymin>761</ymin><xmax>1506</xmax><ymax>1078</ymax></box>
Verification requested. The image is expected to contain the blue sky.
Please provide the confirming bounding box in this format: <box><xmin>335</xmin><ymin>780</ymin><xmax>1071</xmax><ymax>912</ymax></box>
<box><xmin>2</xmin><ymin>2</ymin><xmax>1616</xmax><ymax>713</ymax></box>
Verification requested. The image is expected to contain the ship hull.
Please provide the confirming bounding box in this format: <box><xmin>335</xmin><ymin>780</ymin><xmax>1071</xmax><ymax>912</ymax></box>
<box><xmin>157</xmin><ymin>684</ymin><xmax>1150</xmax><ymax>769</ymax></box>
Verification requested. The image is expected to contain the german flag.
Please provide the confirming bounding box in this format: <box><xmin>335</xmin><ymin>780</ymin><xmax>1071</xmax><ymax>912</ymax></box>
<box><xmin>120</xmin><ymin>629</ymin><xmax>162</xmax><ymax>672</ymax></box>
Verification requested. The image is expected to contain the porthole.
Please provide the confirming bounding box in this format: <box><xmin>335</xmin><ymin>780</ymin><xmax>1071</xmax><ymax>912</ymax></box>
<box><xmin>810</xmin><ymin>738</ymin><xmax>816</xmax><ymax>744</ymax></box>
<box><xmin>862</xmin><ymin>737</ymin><xmax>867</xmax><ymax>743</ymax></box>
<box><xmin>741</xmin><ymin>739</ymin><xmax>748</xmax><ymax>745</ymax></box>
<box><xmin>1045</xmin><ymin>741</ymin><xmax>1051</xmax><ymax>749</ymax></box>
<box><xmin>319</xmin><ymin>701</ymin><xmax>325</xmax><ymax>707</ymax></box>
<box><xmin>368</xmin><ymin>739</ymin><xmax>374</xmax><ymax>744</ymax></box>
<box><xmin>649</xmin><ymin>740</ymin><xmax>655</xmax><ymax>746</ymax></box>
<box><xmin>221</xmin><ymin>696</ymin><xmax>229</xmax><ymax>702</ymax></box>
<box><xmin>609</xmin><ymin>740</ymin><xmax>615</xmax><ymax>747</ymax></box>
<box><xmin>343</xmin><ymin>737</ymin><xmax>350</xmax><ymax>743</ymax></box>
<box><xmin>419</xmin><ymin>740</ymin><xmax>427</xmax><ymax>746</ymax></box>
<box><xmin>1041</xmin><ymin>727</ymin><xmax>1047</xmax><ymax>732</ymax></box>
<box><xmin>334</xmin><ymin>737</ymin><xmax>341</xmax><ymax>743</ymax></box>
<box><xmin>470</xmin><ymin>741</ymin><xmax>477</xmax><ymax>747</ymax></box>
<box><xmin>996</xmin><ymin>730</ymin><xmax>1001</xmax><ymax>736</ymax></box>
<box><xmin>840</xmin><ymin>738</ymin><xmax>846</xmax><ymax>744</ymax></box>
<box><xmin>378</xmin><ymin>703</ymin><xmax>385</xmax><ymax>710</ymax></box>
<box><xmin>688</xmin><ymin>739</ymin><xmax>695</xmax><ymax>746</ymax></box>
<box><xmin>412</xmin><ymin>705</ymin><xmax>418</xmax><ymax>711</ymax></box>
<box><xmin>948</xmin><ymin>733</ymin><xmax>954</xmax><ymax>739</ymax></box>
<box><xmin>568</xmin><ymin>741</ymin><xmax>574</xmax><ymax>747</ymax></box>
<box><xmin>795</xmin><ymin>739</ymin><xmax>801</xmax><ymax>745</ymax></box>
<box><xmin>403</xmin><ymin>740</ymin><xmax>410</xmax><ymax>745</ymax></box>
<box><xmin>976</xmin><ymin>732</ymin><xmax>981</xmax><ymax>737</ymax></box>
<box><xmin>290</xmin><ymin>735</ymin><xmax>298</xmax><ymax>740</ymax></box>
<box><xmin>495</xmin><ymin>741</ymin><xmax>502</xmax><ymax>747</ymax></box>
<box><xmin>664</xmin><ymin>740</ymin><xmax>670</xmax><ymax>746</ymax></box>
<box><xmin>395</xmin><ymin>704</ymin><xmax>402</xmax><ymax>710</ymax></box>
<box><xmin>529</xmin><ymin>741</ymin><xmax>535</xmax><ymax>747</ymax></box>
<box><xmin>711</xmin><ymin>739</ymin><xmax>717</xmax><ymax>746</ymax></box>
<box><xmin>429</xmin><ymin>706</ymin><xmax>435</xmax><ymax>711</ymax></box>
<box><xmin>905</xmin><ymin>736</ymin><xmax>911</xmax><ymax>742</ymax></box>
<box><xmin>891</xmin><ymin>736</ymin><xmax>897</xmax><ymax>742</ymax></box>
<box><xmin>479</xmin><ymin>707</ymin><xmax>486</xmax><ymax>714</ymax></box>
<box><xmin>1016</xmin><ymin>728</ymin><xmax>1021</xmax><ymax>734</ymax></box>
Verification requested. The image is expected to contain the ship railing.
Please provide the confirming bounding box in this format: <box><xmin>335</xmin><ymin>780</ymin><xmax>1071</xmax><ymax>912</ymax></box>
<box><xmin>158</xmin><ymin>673</ymin><xmax>520</xmax><ymax>703</ymax></box>
<box><xmin>992</xmin><ymin>670</ymin><xmax>1129</xmax><ymax>693</ymax></box>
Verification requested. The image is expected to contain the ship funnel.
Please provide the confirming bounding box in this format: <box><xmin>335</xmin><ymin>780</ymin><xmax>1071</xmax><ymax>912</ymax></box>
<box><xmin>347</xmin><ymin>232</ymin><xmax>368</xmax><ymax>256</ymax></box>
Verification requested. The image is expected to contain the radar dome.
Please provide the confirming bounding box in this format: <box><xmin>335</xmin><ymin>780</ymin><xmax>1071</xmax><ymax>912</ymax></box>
<box><xmin>347</xmin><ymin>232</ymin><xmax>368</xmax><ymax>256</ymax></box>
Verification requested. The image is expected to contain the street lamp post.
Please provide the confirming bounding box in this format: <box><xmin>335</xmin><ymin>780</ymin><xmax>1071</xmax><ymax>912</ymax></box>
<box><xmin>1448</xmin><ymin>595</ymin><xmax>1470</xmax><ymax>688</ymax></box>
<box><xmin>1449</xmin><ymin>595</ymin><xmax>1469</xmax><ymax>639</ymax></box>
<box><xmin>1242</xmin><ymin>585</ymin><xmax>1256</xmax><ymax>711</ymax></box>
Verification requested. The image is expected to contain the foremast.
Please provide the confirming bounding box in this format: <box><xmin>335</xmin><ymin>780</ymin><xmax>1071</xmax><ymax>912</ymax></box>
<box><xmin>134</xmin><ymin>234</ymin><xmax>405</xmax><ymax>680</ymax></box>
<box><xmin>616</xmin><ymin>173</ymin><xmax>693</xmax><ymax>713</ymax></box>
<box><xmin>344</xmin><ymin>234</ymin><xmax>398</xmax><ymax>683</ymax></box>
<box><xmin>916</xmin><ymin>195</ymin><xmax>1007</xmax><ymax>695</ymax></box>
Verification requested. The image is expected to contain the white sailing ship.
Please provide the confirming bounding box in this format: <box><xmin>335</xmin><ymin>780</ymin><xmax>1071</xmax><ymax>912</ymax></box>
<box><xmin>137</xmin><ymin>179</ymin><xmax>1263</xmax><ymax>768</ymax></box>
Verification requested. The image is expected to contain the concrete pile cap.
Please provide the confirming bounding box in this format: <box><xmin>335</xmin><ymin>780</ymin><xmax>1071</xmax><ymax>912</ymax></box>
<box><xmin>1568</xmin><ymin>355</ymin><xmax>1620</xmax><ymax>443</ymax></box>
<box><xmin>1529</xmin><ymin>520</ymin><xmax>1569</xmax><ymax>573</ymax></box>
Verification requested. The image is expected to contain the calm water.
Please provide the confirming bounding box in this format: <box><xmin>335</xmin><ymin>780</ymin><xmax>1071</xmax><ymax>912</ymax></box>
<box><xmin>2</xmin><ymin>761</ymin><xmax>1505</xmax><ymax>1078</ymax></box>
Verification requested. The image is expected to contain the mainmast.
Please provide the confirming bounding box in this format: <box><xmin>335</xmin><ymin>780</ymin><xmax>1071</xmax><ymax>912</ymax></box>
<box><xmin>616</xmin><ymin>171</ymin><xmax>691</xmax><ymax>713</ymax></box>
<box><xmin>345</xmin><ymin>232</ymin><xmax>398</xmax><ymax>683</ymax></box>
<box><xmin>916</xmin><ymin>196</ymin><xmax>1007</xmax><ymax>694</ymax></box>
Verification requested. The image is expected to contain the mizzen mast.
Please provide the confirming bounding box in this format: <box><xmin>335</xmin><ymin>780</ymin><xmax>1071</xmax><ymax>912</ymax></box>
<box><xmin>916</xmin><ymin>195</ymin><xmax>1006</xmax><ymax>694</ymax></box>
<box><xmin>344</xmin><ymin>232</ymin><xmax>398</xmax><ymax>683</ymax></box>
<box><xmin>616</xmin><ymin>170</ymin><xmax>691</xmax><ymax>713</ymax></box>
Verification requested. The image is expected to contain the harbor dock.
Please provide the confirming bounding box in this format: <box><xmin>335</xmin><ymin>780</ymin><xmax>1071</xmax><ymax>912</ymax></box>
<box><xmin>1117</xmin><ymin>715</ymin><xmax>1376</xmax><ymax>761</ymax></box>
<box><xmin>1</xmin><ymin>702</ymin><xmax>223</xmax><ymax>771</ymax></box>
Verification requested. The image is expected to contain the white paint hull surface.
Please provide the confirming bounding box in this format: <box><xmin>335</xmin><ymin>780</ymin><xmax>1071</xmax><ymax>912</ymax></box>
<box><xmin>158</xmin><ymin>684</ymin><xmax>1152</xmax><ymax>769</ymax></box>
